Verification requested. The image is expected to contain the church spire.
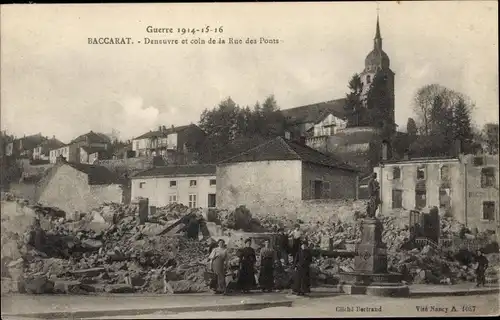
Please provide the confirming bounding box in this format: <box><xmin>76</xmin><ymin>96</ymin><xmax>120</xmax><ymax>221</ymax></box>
<box><xmin>374</xmin><ymin>10</ymin><xmax>382</xmax><ymax>50</ymax></box>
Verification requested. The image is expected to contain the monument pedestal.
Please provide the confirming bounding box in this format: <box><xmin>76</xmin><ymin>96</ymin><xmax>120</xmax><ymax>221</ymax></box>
<box><xmin>339</xmin><ymin>218</ymin><xmax>409</xmax><ymax>297</ymax></box>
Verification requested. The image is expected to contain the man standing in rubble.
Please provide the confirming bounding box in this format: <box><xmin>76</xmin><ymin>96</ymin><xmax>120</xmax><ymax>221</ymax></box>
<box><xmin>367</xmin><ymin>172</ymin><xmax>381</xmax><ymax>218</ymax></box>
<box><xmin>475</xmin><ymin>249</ymin><xmax>488</xmax><ymax>287</ymax></box>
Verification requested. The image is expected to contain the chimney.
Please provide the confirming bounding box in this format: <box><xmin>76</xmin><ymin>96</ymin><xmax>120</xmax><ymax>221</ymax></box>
<box><xmin>403</xmin><ymin>148</ymin><xmax>410</xmax><ymax>160</ymax></box>
<box><xmin>162</xmin><ymin>125</ymin><xmax>167</xmax><ymax>132</ymax></box>
<box><xmin>158</xmin><ymin>126</ymin><xmax>162</xmax><ymax>132</ymax></box>
<box><xmin>171</xmin><ymin>125</ymin><xmax>175</xmax><ymax>130</ymax></box>
<box><xmin>381</xmin><ymin>141</ymin><xmax>388</xmax><ymax>161</ymax></box>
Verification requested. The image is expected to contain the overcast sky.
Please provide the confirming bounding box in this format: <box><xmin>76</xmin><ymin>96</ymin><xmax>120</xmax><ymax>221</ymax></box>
<box><xmin>1</xmin><ymin>2</ymin><xmax>498</xmax><ymax>142</ymax></box>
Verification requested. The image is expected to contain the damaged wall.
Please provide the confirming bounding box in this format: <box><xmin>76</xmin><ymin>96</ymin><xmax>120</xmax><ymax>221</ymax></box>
<box><xmin>375</xmin><ymin>159</ymin><xmax>462</xmax><ymax>220</ymax></box>
<box><xmin>301</xmin><ymin>162</ymin><xmax>357</xmax><ymax>200</ymax></box>
<box><xmin>37</xmin><ymin>165</ymin><xmax>123</xmax><ymax>214</ymax></box>
<box><xmin>463</xmin><ymin>154</ymin><xmax>499</xmax><ymax>232</ymax></box>
<box><xmin>375</xmin><ymin>154</ymin><xmax>499</xmax><ymax>232</ymax></box>
<box><xmin>216</xmin><ymin>160</ymin><xmax>303</xmax><ymax>209</ymax></box>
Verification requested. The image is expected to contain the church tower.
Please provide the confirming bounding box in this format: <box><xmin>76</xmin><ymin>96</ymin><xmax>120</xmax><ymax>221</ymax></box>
<box><xmin>360</xmin><ymin>14</ymin><xmax>395</xmax><ymax>128</ymax></box>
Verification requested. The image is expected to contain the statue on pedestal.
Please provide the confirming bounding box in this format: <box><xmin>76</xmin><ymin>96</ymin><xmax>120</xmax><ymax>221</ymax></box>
<box><xmin>366</xmin><ymin>172</ymin><xmax>381</xmax><ymax>218</ymax></box>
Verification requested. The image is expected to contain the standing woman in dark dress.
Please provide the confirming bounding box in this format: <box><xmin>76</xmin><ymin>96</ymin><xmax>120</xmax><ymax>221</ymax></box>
<box><xmin>258</xmin><ymin>239</ymin><xmax>277</xmax><ymax>292</ymax></box>
<box><xmin>292</xmin><ymin>241</ymin><xmax>313</xmax><ymax>296</ymax></box>
<box><xmin>289</xmin><ymin>224</ymin><xmax>302</xmax><ymax>261</ymax></box>
<box><xmin>237</xmin><ymin>238</ymin><xmax>257</xmax><ymax>293</ymax></box>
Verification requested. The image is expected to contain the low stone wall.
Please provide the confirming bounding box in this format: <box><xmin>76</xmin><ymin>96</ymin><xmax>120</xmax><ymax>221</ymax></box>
<box><xmin>225</xmin><ymin>199</ymin><xmax>367</xmax><ymax>225</ymax></box>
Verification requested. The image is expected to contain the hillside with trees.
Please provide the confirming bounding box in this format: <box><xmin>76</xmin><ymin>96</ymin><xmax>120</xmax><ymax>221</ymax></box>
<box><xmin>197</xmin><ymin>95</ymin><xmax>286</xmax><ymax>163</ymax></box>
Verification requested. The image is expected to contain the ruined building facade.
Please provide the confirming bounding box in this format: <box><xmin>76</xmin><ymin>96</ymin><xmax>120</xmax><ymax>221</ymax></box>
<box><xmin>374</xmin><ymin>153</ymin><xmax>499</xmax><ymax>233</ymax></box>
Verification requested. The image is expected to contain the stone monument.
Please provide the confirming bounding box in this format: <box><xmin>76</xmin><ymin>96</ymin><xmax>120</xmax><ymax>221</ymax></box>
<box><xmin>338</xmin><ymin>173</ymin><xmax>409</xmax><ymax>297</ymax></box>
<box><xmin>338</xmin><ymin>217</ymin><xmax>409</xmax><ymax>297</ymax></box>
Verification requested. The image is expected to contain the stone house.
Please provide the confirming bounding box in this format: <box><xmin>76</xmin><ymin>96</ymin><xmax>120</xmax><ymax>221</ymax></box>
<box><xmin>282</xmin><ymin>99</ymin><xmax>347</xmax><ymax>140</ymax></box>
<box><xmin>49</xmin><ymin>131</ymin><xmax>110</xmax><ymax>164</ymax></box>
<box><xmin>6</xmin><ymin>133</ymin><xmax>47</xmax><ymax>158</ymax></box>
<box><xmin>374</xmin><ymin>153</ymin><xmax>499</xmax><ymax>232</ymax></box>
<box><xmin>132</xmin><ymin>124</ymin><xmax>206</xmax><ymax>163</ymax></box>
<box><xmin>36</xmin><ymin>157</ymin><xmax>125</xmax><ymax>214</ymax></box>
<box><xmin>33</xmin><ymin>137</ymin><xmax>65</xmax><ymax>161</ymax></box>
<box><xmin>131</xmin><ymin>164</ymin><xmax>216</xmax><ymax>208</ymax></box>
<box><xmin>79</xmin><ymin>146</ymin><xmax>111</xmax><ymax>164</ymax></box>
<box><xmin>216</xmin><ymin>136</ymin><xmax>359</xmax><ymax>211</ymax></box>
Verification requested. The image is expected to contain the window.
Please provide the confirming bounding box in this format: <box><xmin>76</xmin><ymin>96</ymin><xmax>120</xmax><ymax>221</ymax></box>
<box><xmin>311</xmin><ymin>180</ymin><xmax>323</xmax><ymax>199</ymax></box>
<box><xmin>473</xmin><ymin>156</ymin><xmax>484</xmax><ymax>167</ymax></box>
<box><xmin>170</xmin><ymin>180</ymin><xmax>177</xmax><ymax>187</ymax></box>
<box><xmin>208</xmin><ymin>194</ymin><xmax>216</xmax><ymax>208</ymax></box>
<box><xmin>392</xmin><ymin>167</ymin><xmax>401</xmax><ymax>180</ymax></box>
<box><xmin>139</xmin><ymin>182</ymin><xmax>146</xmax><ymax>189</ymax></box>
<box><xmin>168</xmin><ymin>194</ymin><xmax>177</xmax><ymax>204</ymax></box>
<box><xmin>417</xmin><ymin>166</ymin><xmax>426</xmax><ymax>180</ymax></box>
<box><xmin>415</xmin><ymin>189</ymin><xmax>426</xmax><ymax>209</ymax></box>
<box><xmin>392</xmin><ymin>189</ymin><xmax>403</xmax><ymax>209</ymax></box>
<box><xmin>135</xmin><ymin>141</ymin><xmax>140</xmax><ymax>150</ymax></box>
<box><xmin>190</xmin><ymin>180</ymin><xmax>197</xmax><ymax>187</ymax></box>
<box><xmin>210</xmin><ymin>179</ymin><xmax>216</xmax><ymax>186</ymax></box>
<box><xmin>482</xmin><ymin>201</ymin><xmax>495</xmax><ymax>221</ymax></box>
<box><xmin>188</xmin><ymin>194</ymin><xmax>197</xmax><ymax>208</ymax></box>
<box><xmin>366</xmin><ymin>75</ymin><xmax>371</xmax><ymax>84</ymax></box>
<box><xmin>481</xmin><ymin>167</ymin><xmax>496</xmax><ymax>188</ymax></box>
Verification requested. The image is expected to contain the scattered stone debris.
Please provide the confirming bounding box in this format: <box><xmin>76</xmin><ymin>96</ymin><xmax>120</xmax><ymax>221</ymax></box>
<box><xmin>1</xmin><ymin>192</ymin><xmax>498</xmax><ymax>295</ymax></box>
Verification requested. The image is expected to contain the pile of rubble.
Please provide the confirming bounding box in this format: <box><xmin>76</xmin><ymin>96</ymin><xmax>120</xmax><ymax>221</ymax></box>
<box><xmin>1</xmin><ymin>196</ymin><xmax>215</xmax><ymax>295</ymax></box>
<box><xmin>2</xmin><ymin>192</ymin><xmax>499</xmax><ymax>295</ymax></box>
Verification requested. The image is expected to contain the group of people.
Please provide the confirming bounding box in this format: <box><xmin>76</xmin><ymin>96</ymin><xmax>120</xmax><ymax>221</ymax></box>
<box><xmin>207</xmin><ymin>224</ymin><xmax>313</xmax><ymax>296</ymax></box>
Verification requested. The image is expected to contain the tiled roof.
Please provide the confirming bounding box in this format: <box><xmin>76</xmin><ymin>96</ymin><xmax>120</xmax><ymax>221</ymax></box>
<box><xmin>132</xmin><ymin>164</ymin><xmax>216</xmax><ymax>178</ymax></box>
<box><xmin>66</xmin><ymin>162</ymin><xmax>121</xmax><ymax>185</ymax></box>
<box><xmin>281</xmin><ymin>98</ymin><xmax>347</xmax><ymax>125</ymax></box>
<box><xmin>218</xmin><ymin>136</ymin><xmax>357</xmax><ymax>171</ymax></box>
<box><xmin>71</xmin><ymin>131</ymin><xmax>111</xmax><ymax>144</ymax></box>
<box><xmin>133</xmin><ymin>124</ymin><xmax>193</xmax><ymax>140</ymax></box>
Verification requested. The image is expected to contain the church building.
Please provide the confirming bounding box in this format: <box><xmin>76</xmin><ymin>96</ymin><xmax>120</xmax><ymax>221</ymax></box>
<box><xmin>282</xmin><ymin>15</ymin><xmax>396</xmax><ymax>174</ymax></box>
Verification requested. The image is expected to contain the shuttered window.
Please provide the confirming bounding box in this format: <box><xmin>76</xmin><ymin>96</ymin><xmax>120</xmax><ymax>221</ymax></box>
<box><xmin>481</xmin><ymin>168</ymin><xmax>495</xmax><ymax>188</ymax></box>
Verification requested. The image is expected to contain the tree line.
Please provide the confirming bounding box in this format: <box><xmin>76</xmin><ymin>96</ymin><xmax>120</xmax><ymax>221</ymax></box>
<box><xmin>342</xmin><ymin>70</ymin><xmax>498</xmax><ymax>157</ymax></box>
<box><xmin>407</xmin><ymin>84</ymin><xmax>497</xmax><ymax>156</ymax></box>
<box><xmin>197</xmin><ymin>95</ymin><xmax>286</xmax><ymax>163</ymax></box>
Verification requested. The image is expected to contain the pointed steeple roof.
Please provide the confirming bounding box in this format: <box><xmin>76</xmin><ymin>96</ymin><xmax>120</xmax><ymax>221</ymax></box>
<box><xmin>365</xmin><ymin>12</ymin><xmax>390</xmax><ymax>71</ymax></box>
<box><xmin>374</xmin><ymin>13</ymin><xmax>382</xmax><ymax>50</ymax></box>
